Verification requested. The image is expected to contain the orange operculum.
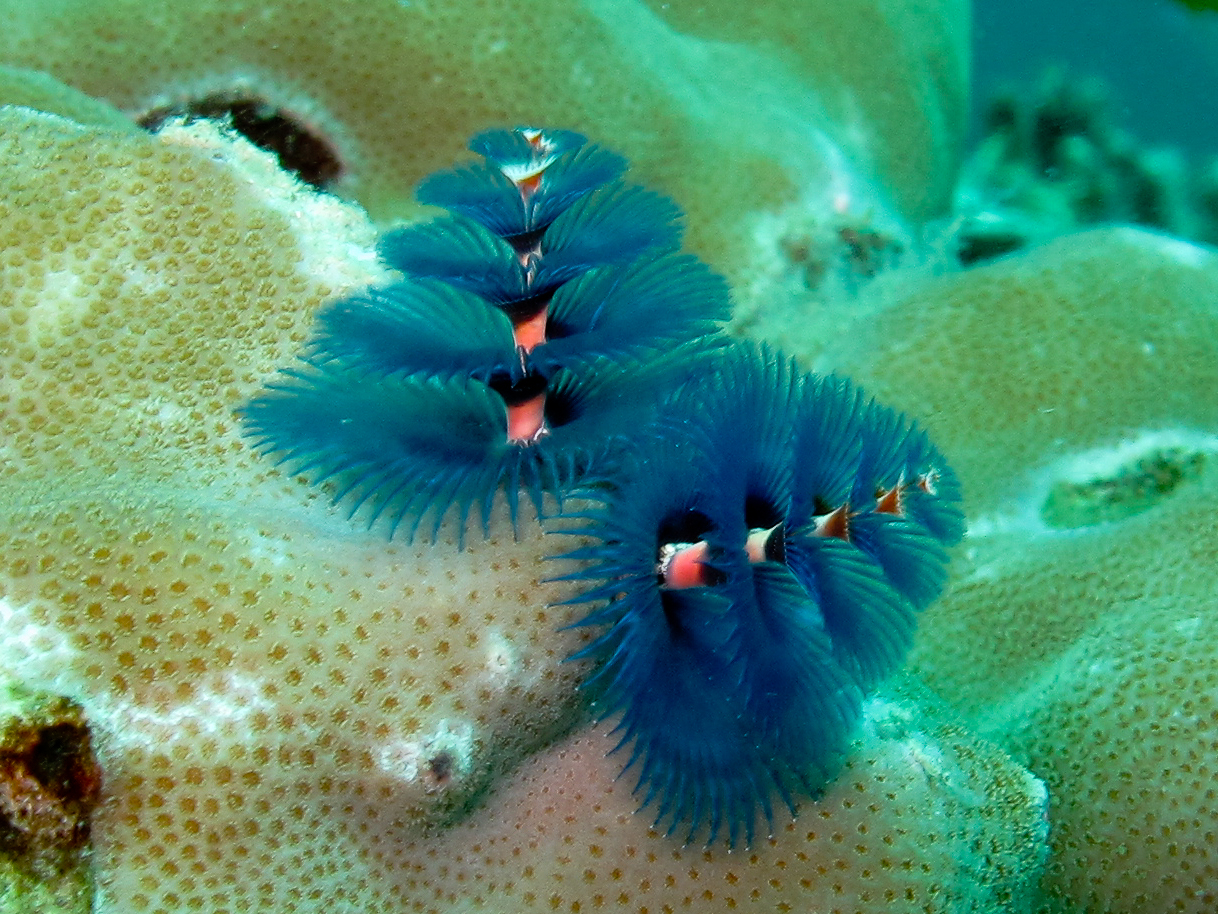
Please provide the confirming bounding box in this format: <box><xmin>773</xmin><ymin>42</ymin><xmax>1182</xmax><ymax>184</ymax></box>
<box><xmin>506</xmin><ymin>391</ymin><xmax>548</xmax><ymax>444</ymax></box>
<box><xmin>658</xmin><ymin>540</ymin><xmax>714</xmax><ymax>590</ymax></box>
<box><xmin>813</xmin><ymin>503</ymin><xmax>851</xmax><ymax>541</ymax></box>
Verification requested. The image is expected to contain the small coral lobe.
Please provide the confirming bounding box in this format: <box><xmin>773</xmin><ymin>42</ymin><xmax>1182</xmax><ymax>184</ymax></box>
<box><xmin>955</xmin><ymin>220</ymin><xmax>1027</xmax><ymax>265</ymax></box>
<box><xmin>138</xmin><ymin>91</ymin><xmax>343</xmax><ymax>188</ymax></box>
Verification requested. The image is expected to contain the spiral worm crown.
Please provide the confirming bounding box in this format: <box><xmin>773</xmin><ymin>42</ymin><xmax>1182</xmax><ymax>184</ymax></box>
<box><xmin>242</xmin><ymin>127</ymin><xmax>729</xmax><ymax>542</ymax></box>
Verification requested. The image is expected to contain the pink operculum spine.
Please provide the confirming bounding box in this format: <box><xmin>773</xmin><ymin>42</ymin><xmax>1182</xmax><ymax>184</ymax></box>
<box><xmin>494</xmin><ymin>130</ymin><xmax>573</xmax><ymax>446</ymax></box>
<box><xmin>506</xmin><ymin>393</ymin><xmax>549</xmax><ymax>445</ymax></box>
<box><xmin>656</xmin><ymin>466</ymin><xmax>945</xmax><ymax>584</ymax></box>
<box><xmin>658</xmin><ymin>540</ymin><xmax>714</xmax><ymax>590</ymax></box>
<box><xmin>814</xmin><ymin>467</ymin><xmax>943</xmax><ymax>541</ymax></box>
<box><xmin>745</xmin><ymin>524</ymin><xmax>782</xmax><ymax>564</ymax></box>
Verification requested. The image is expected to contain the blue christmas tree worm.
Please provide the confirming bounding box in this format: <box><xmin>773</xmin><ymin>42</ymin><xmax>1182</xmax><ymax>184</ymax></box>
<box><xmin>243</xmin><ymin>128</ymin><xmax>961</xmax><ymax>846</ymax></box>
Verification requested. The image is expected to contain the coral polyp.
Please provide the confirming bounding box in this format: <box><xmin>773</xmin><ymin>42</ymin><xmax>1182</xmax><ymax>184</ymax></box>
<box><xmin>555</xmin><ymin>343</ymin><xmax>963</xmax><ymax>845</ymax></box>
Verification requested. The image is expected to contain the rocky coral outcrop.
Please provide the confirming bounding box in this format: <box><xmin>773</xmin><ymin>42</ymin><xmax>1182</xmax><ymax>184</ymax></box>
<box><xmin>0</xmin><ymin>108</ymin><xmax>596</xmax><ymax>911</ymax></box>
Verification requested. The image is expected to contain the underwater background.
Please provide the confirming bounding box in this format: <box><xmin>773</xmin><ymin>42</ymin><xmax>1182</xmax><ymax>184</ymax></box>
<box><xmin>975</xmin><ymin>0</ymin><xmax>1218</xmax><ymax>154</ymax></box>
<box><xmin>0</xmin><ymin>0</ymin><xmax>1217</xmax><ymax>912</ymax></box>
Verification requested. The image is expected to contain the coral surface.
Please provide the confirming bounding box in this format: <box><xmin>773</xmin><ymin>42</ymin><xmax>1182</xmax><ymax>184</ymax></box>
<box><xmin>798</xmin><ymin>227</ymin><xmax>1218</xmax><ymax>912</ymax></box>
<box><xmin>391</xmin><ymin>683</ymin><xmax>1048</xmax><ymax>914</ymax></box>
<box><xmin>8</xmin><ymin>2</ymin><xmax>1216</xmax><ymax>910</ymax></box>
<box><xmin>801</xmin><ymin>228</ymin><xmax>1218</xmax><ymax>519</ymax></box>
<box><xmin>0</xmin><ymin>108</ymin><xmax>599</xmax><ymax>911</ymax></box>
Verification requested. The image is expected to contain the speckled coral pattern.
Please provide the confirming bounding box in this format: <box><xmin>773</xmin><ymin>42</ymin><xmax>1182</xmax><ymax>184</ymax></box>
<box><xmin>801</xmin><ymin>229</ymin><xmax>1218</xmax><ymax>519</ymax></box>
<box><xmin>912</xmin><ymin>460</ymin><xmax>1218</xmax><ymax>913</ymax></box>
<box><xmin>392</xmin><ymin>691</ymin><xmax>1048</xmax><ymax>914</ymax></box>
<box><xmin>806</xmin><ymin>227</ymin><xmax>1218</xmax><ymax>913</ymax></box>
<box><xmin>0</xmin><ymin>109</ymin><xmax>595</xmax><ymax>911</ymax></box>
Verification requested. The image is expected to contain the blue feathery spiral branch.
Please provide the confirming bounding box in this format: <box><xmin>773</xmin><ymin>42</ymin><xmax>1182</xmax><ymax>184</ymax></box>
<box><xmin>242</xmin><ymin>128</ymin><xmax>729</xmax><ymax>543</ymax></box>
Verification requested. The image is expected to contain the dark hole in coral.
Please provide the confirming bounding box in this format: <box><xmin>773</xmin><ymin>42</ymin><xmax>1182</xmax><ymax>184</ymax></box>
<box><xmin>502</xmin><ymin>226</ymin><xmax>549</xmax><ymax>257</ymax></box>
<box><xmin>499</xmin><ymin>289</ymin><xmax>552</xmax><ymax>328</ymax></box>
<box><xmin>29</xmin><ymin>723</ymin><xmax>97</xmax><ymax>805</ymax></box>
<box><xmin>137</xmin><ymin>93</ymin><xmax>343</xmax><ymax>188</ymax></box>
<box><xmin>744</xmin><ymin>494</ymin><xmax>782</xmax><ymax>532</ymax></box>
<box><xmin>657</xmin><ymin>508</ymin><xmax>716</xmax><ymax>552</ymax></box>
<box><xmin>811</xmin><ymin>495</ymin><xmax>835</xmax><ymax>516</ymax></box>
<box><xmin>488</xmin><ymin>371</ymin><xmax>548</xmax><ymax>408</ymax></box>
<box><xmin>426</xmin><ymin>752</ymin><xmax>453</xmax><ymax>787</ymax></box>
<box><xmin>957</xmin><ymin>232</ymin><xmax>1022</xmax><ymax>265</ymax></box>
<box><xmin>0</xmin><ymin>817</ymin><xmax>22</xmax><ymax>855</ymax></box>
<box><xmin>745</xmin><ymin>494</ymin><xmax>786</xmax><ymax>564</ymax></box>
<box><xmin>955</xmin><ymin>219</ymin><xmax>1028</xmax><ymax>266</ymax></box>
<box><xmin>1116</xmin><ymin>154</ymin><xmax>1173</xmax><ymax>230</ymax></box>
<box><xmin>655</xmin><ymin>508</ymin><xmax>727</xmax><ymax>590</ymax></box>
<box><xmin>539</xmin><ymin>376</ymin><xmax>587</xmax><ymax>431</ymax></box>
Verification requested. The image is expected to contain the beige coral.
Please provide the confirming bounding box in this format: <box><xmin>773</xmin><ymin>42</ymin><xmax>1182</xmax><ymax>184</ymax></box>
<box><xmin>0</xmin><ymin>107</ymin><xmax>595</xmax><ymax>910</ymax></box>
<box><xmin>793</xmin><ymin>227</ymin><xmax>1218</xmax><ymax>912</ymax></box>
<box><xmin>0</xmin><ymin>0</ymin><xmax>968</xmax><ymax>275</ymax></box>
<box><xmin>938</xmin><ymin>480</ymin><xmax>1218</xmax><ymax>912</ymax></box>
<box><xmin>794</xmin><ymin>228</ymin><xmax>1218</xmax><ymax>518</ymax></box>
<box><xmin>396</xmin><ymin>685</ymin><xmax>1048</xmax><ymax>914</ymax></box>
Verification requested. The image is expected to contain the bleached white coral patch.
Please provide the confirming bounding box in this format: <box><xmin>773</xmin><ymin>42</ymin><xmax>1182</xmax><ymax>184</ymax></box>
<box><xmin>480</xmin><ymin>629</ymin><xmax>518</xmax><ymax>681</ymax></box>
<box><xmin>156</xmin><ymin>118</ymin><xmax>386</xmax><ymax>292</ymax></box>
<box><xmin>95</xmin><ymin>671</ymin><xmax>283</xmax><ymax>754</ymax></box>
<box><xmin>1119</xmin><ymin>225</ymin><xmax>1217</xmax><ymax>271</ymax></box>
<box><xmin>0</xmin><ymin>597</ymin><xmax>78</xmax><ymax>688</ymax></box>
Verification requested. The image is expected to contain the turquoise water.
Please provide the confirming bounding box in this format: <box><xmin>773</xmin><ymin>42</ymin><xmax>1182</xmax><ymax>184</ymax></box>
<box><xmin>975</xmin><ymin>0</ymin><xmax>1218</xmax><ymax>154</ymax></box>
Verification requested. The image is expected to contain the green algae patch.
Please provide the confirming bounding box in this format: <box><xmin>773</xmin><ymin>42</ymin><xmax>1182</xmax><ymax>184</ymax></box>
<box><xmin>1041</xmin><ymin>446</ymin><xmax>1207</xmax><ymax>529</ymax></box>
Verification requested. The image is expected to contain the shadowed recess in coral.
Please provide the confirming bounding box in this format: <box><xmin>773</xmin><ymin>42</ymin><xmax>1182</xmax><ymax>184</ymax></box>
<box><xmin>1041</xmin><ymin>438</ymin><xmax>1211</xmax><ymax>529</ymax></box>
<box><xmin>138</xmin><ymin>91</ymin><xmax>344</xmax><ymax>188</ymax></box>
<box><xmin>242</xmin><ymin>127</ymin><xmax>962</xmax><ymax>847</ymax></box>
